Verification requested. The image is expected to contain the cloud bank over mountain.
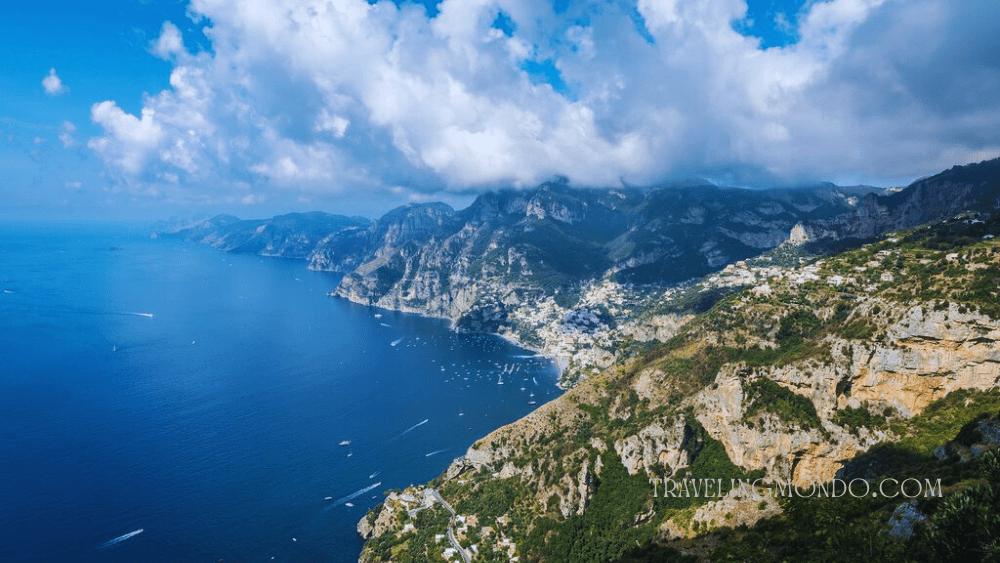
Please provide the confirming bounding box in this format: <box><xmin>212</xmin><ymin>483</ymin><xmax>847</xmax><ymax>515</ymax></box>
<box><xmin>87</xmin><ymin>0</ymin><xmax>1000</xmax><ymax>208</ymax></box>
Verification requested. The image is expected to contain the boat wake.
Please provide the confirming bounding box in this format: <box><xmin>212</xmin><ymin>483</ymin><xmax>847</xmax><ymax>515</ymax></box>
<box><xmin>425</xmin><ymin>449</ymin><xmax>448</xmax><ymax>457</ymax></box>
<box><xmin>101</xmin><ymin>529</ymin><xmax>144</xmax><ymax>548</ymax></box>
<box><xmin>398</xmin><ymin>419</ymin><xmax>429</xmax><ymax>436</ymax></box>
<box><xmin>327</xmin><ymin>482</ymin><xmax>382</xmax><ymax>508</ymax></box>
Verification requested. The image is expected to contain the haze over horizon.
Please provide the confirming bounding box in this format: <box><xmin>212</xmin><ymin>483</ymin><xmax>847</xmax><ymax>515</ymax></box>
<box><xmin>3</xmin><ymin>0</ymin><xmax>999</xmax><ymax>221</ymax></box>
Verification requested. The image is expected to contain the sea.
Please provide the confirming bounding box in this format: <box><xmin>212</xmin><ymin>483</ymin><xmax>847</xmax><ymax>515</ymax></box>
<box><xmin>0</xmin><ymin>222</ymin><xmax>561</xmax><ymax>563</ymax></box>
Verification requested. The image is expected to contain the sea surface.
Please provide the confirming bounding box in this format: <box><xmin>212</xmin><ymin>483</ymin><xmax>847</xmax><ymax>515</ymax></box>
<box><xmin>0</xmin><ymin>223</ymin><xmax>561</xmax><ymax>563</ymax></box>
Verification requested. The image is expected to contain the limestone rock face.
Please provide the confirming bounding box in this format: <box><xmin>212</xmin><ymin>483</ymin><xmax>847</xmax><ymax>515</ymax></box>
<box><xmin>802</xmin><ymin>159</ymin><xmax>1000</xmax><ymax>244</ymax></box>
<box><xmin>685</xmin><ymin>302</ymin><xmax>1000</xmax><ymax>483</ymax></box>
<box><xmin>851</xmin><ymin>305</ymin><xmax>1000</xmax><ymax>416</ymax></box>
<box><xmin>614</xmin><ymin>418</ymin><xmax>693</xmax><ymax>476</ymax></box>
<box><xmin>693</xmin><ymin>375</ymin><xmax>873</xmax><ymax>482</ymax></box>
<box><xmin>788</xmin><ymin>223</ymin><xmax>810</xmax><ymax>246</ymax></box>
<box><xmin>320</xmin><ymin>180</ymin><xmax>886</xmax><ymax>328</ymax></box>
<box><xmin>620</xmin><ymin>314</ymin><xmax>693</xmax><ymax>343</ymax></box>
<box><xmin>592</xmin><ymin>299</ymin><xmax>1000</xmax><ymax>488</ymax></box>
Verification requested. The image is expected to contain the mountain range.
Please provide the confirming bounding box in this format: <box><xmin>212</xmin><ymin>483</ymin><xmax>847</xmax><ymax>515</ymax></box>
<box><xmin>165</xmin><ymin>160</ymin><xmax>1000</xmax><ymax>316</ymax></box>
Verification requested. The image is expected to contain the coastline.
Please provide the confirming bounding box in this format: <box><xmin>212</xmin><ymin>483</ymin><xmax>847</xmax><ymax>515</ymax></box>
<box><xmin>326</xmin><ymin>290</ymin><xmax>573</xmax><ymax>386</ymax></box>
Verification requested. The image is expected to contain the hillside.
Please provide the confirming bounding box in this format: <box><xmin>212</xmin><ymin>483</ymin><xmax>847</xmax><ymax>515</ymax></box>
<box><xmin>357</xmin><ymin>212</ymin><xmax>1000</xmax><ymax>563</ymax></box>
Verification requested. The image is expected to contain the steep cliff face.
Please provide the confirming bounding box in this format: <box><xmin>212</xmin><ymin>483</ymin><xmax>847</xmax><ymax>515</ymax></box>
<box><xmin>322</xmin><ymin>202</ymin><xmax>461</xmax><ymax>307</ymax></box>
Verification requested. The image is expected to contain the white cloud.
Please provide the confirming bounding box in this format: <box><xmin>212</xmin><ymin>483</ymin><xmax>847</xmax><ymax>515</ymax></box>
<box><xmin>152</xmin><ymin>21</ymin><xmax>186</xmax><ymax>59</ymax></box>
<box><xmin>241</xmin><ymin>193</ymin><xmax>265</xmax><ymax>205</ymax></box>
<box><xmin>86</xmin><ymin>0</ymin><xmax>1000</xmax><ymax>207</ymax></box>
<box><xmin>42</xmin><ymin>68</ymin><xmax>67</xmax><ymax>95</ymax></box>
<box><xmin>59</xmin><ymin>121</ymin><xmax>79</xmax><ymax>148</ymax></box>
<box><xmin>88</xmin><ymin>101</ymin><xmax>164</xmax><ymax>173</ymax></box>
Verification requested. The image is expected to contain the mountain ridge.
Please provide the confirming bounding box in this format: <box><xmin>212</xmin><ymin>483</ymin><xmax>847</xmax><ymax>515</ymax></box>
<box><xmin>161</xmin><ymin>158</ymin><xmax>1000</xmax><ymax>384</ymax></box>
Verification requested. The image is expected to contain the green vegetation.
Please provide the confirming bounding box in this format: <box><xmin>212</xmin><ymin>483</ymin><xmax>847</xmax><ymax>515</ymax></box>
<box><xmin>704</xmin><ymin>392</ymin><xmax>1000</xmax><ymax>563</ymax></box>
<box><xmin>453</xmin><ymin>478</ymin><xmax>526</xmax><ymax>522</ymax></box>
<box><xmin>706</xmin><ymin>447</ymin><xmax>1000</xmax><ymax>563</ymax></box>
<box><xmin>833</xmin><ymin>402</ymin><xmax>892</xmax><ymax>435</ymax></box>
<box><xmin>922</xmin><ymin>451</ymin><xmax>1000</xmax><ymax>561</ymax></box>
<box><xmin>364</xmin><ymin>505</ymin><xmax>451</xmax><ymax>563</ymax></box>
<box><xmin>743</xmin><ymin>377</ymin><xmax>822</xmax><ymax>431</ymax></box>
<box><xmin>524</xmin><ymin>450</ymin><xmax>656</xmax><ymax>563</ymax></box>
<box><xmin>891</xmin><ymin>388</ymin><xmax>1000</xmax><ymax>456</ymax></box>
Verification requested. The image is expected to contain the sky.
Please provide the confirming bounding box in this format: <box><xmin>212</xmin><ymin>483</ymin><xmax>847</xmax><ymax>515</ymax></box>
<box><xmin>2</xmin><ymin>0</ymin><xmax>999</xmax><ymax>221</ymax></box>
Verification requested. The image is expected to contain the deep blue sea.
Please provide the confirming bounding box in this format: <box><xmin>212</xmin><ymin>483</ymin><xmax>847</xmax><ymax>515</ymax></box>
<box><xmin>0</xmin><ymin>223</ymin><xmax>560</xmax><ymax>563</ymax></box>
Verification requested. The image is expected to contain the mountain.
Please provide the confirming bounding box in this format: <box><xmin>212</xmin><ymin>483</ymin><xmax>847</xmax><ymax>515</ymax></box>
<box><xmin>800</xmin><ymin>158</ymin><xmax>1000</xmax><ymax>246</ymax></box>
<box><xmin>357</xmin><ymin>211</ymin><xmax>1000</xmax><ymax>563</ymax></box>
<box><xmin>327</xmin><ymin>180</ymin><xmax>884</xmax><ymax>318</ymax></box>
<box><xmin>161</xmin><ymin>211</ymin><xmax>372</xmax><ymax>258</ymax></box>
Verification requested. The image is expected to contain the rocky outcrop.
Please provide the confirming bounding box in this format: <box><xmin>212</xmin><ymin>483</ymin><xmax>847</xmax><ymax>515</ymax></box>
<box><xmin>681</xmin><ymin>302</ymin><xmax>1000</xmax><ymax>483</ymax></box>
<box><xmin>615</xmin><ymin>418</ymin><xmax>694</xmax><ymax>476</ymax></box>
<box><xmin>848</xmin><ymin>305</ymin><xmax>1000</xmax><ymax>416</ymax></box>
<box><xmin>691</xmin><ymin>365</ymin><xmax>879</xmax><ymax>482</ymax></box>
<box><xmin>659</xmin><ymin>492</ymin><xmax>782</xmax><ymax>540</ymax></box>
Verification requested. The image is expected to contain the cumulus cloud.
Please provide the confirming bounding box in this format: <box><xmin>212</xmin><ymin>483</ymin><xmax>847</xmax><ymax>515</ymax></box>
<box><xmin>88</xmin><ymin>101</ymin><xmax>166</xmax><ymax>173</ymax></box>
<box><xmin>151</xmin><ymin>21</ymin><xmax>186</xmax><ymax>59</ymax></box>
<box><xmin>42</xmin><ymin>68</ymin><xmax>68</xmax><ymax>96</ymax></box>
<box><xmin>87</xmin><ymin>0</ymin><xmax>1000</xmax><ymax>208</ymax></box>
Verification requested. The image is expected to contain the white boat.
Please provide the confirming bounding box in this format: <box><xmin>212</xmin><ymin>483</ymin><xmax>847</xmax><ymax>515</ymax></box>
<box><xmin>339</xmin><ymin>440</ymin><xmax>351</xmax><ymax>446</ymax></box>
<box><xmin>498</xmin><ymin>375</ymin><xmax>504</xmax><ymax>385</ymax></box>
<box><xmin>391</xmin><ymin>337</ymin><xmax>404</xmax><ymax>347</ymax></box>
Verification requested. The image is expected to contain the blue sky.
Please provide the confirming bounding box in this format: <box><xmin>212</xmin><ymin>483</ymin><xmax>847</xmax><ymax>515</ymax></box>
<box><xmin>3</xmin><ymin>0</ymin><xmax>999</xmax><ymax>220</ymax></box>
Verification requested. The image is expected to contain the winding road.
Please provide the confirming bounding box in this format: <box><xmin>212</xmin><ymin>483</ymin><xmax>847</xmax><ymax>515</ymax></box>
<box><xmin>428</xmin><ymin>488</ymin><xmax>471</xmax><ymax>563</ymax></box>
